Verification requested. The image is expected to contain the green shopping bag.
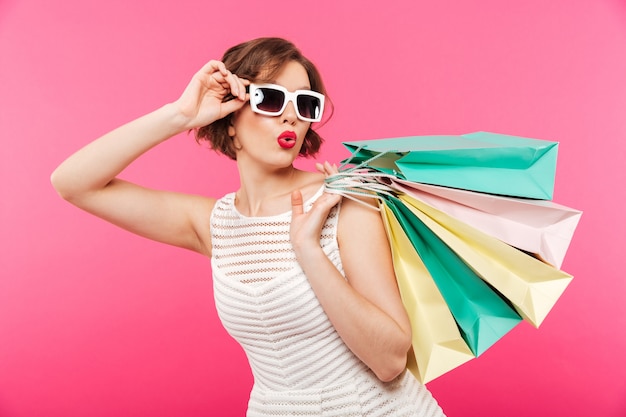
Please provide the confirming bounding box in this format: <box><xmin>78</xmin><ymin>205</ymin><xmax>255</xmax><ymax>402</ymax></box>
<box><xmin>384</xmin><ymin>195</ymin><xmax>523</xmax><ymax>356</ymax></box>
<box><xmin>381</xmin><ymin>202</ymin><xmax>474</xmax><ymax>383</ymax></box>
<box><xmin>343</xmin><ymin>132</ymin><xmax>558</xmax><ymax>199</ymax></box>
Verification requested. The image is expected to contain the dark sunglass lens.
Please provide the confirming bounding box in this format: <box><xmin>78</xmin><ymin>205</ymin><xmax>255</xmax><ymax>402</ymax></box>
<box><xmin>257</xmin><ymin>88</ymin><xmax>285</xmax><ymax>112</ymax></box>
<box><xmin>297</xmin><ymin>95</ymin><xmax>321</xmax><ymax>120</ymax></box>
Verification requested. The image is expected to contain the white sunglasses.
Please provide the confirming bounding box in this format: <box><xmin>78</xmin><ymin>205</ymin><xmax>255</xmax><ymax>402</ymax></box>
<box><xmin>248</xmin><ymin>83</ymin><xmax>325</xmax><ymax>123</ymax></box>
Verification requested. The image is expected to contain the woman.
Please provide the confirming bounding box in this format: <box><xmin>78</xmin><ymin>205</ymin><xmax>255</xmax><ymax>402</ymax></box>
<box><xmin>51</xmin><ymin>37</ymin><xmax>444</xmax><ymax>416</ymax></box>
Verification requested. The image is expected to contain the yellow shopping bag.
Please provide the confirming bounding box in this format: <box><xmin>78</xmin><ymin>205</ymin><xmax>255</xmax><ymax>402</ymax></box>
<box><xmin>380</xmin><ymin>203</ymin><xmax>474</xmax><ymax>383</ymax></box>
<box><xmin>399</xmin><ymin>193</ymin><xmax>573</xmax><ymax>327</ymax></box>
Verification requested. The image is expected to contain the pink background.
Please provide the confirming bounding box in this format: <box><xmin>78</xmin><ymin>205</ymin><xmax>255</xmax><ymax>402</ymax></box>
<box><xmin>1</xmin><ymin>0</ymin><xmax>625</xmax><ymax>416</ymax></box>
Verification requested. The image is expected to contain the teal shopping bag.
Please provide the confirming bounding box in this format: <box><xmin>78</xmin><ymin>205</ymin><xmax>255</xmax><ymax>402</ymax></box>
<box><xmin>343</xmin><ymin>132</ymin><xmax>558</xmax><ymax>199</ymax></box>
<box><xmin>384</xmin><ymin>194</ymin><xmax>522</xmax><ymax>356</ymax></box>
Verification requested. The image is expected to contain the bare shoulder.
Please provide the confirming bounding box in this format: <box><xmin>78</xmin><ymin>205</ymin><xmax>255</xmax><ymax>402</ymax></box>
<box><xmin>298</xmin><ymin>170</ymin><xmax>326</xmax><ymax>199</ymax></box>
<box><xmin>336</xmin><ymin>195</ymin><xmax>388</xmax><ymax>260</ymax></box>
<box><xmin>337</xmin><ymin>195</ymin><xmax>382</xmax><ymax>234</ymax></box>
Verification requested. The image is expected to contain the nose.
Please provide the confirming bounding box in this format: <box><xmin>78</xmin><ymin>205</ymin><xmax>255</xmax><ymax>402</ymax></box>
<box><xmin>282</xmin><ymin>99</ymin><xmax>298</xmax><ymax>124</ymax></box>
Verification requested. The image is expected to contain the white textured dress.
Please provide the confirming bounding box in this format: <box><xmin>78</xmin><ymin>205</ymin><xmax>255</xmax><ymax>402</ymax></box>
<box><xmin>210</xmin><ymin>188</ymin><xmax>445</xmax><ymax>417</ymax></box>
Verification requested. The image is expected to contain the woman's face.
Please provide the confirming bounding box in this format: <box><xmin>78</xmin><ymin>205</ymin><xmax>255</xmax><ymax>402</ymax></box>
<box><xmin>229</xmin><ymin>60</ymin><xmax>314</xmax><ymax>170</ymax></box>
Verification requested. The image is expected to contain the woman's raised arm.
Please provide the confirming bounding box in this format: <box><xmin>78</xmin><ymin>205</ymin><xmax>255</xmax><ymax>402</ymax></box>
<box><xmin>51</xmin><ymin>61</ymin><xmax>248</xmax><ymax>255</ymax></box>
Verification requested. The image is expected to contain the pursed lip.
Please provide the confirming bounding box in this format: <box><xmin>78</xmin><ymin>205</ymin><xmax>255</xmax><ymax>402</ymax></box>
<box><xmin>277</xmin><ymin>131</ymin><xmax>297</xmax><ymax>149</ymax></box>
<box><xmin>278</xmin><ymin>131</ymin><xmax>297</xmax><ymax>141</ymax></box>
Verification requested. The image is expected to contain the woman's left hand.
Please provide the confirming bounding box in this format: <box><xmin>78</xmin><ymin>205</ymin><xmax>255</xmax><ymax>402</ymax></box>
<box><xmin>289</xmin><ymin>162</ymin><xmax>341</xmax><ymax>255</ymax></box>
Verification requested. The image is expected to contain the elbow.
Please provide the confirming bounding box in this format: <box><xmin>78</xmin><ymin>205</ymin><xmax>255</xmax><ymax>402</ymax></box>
<box><xmin>50</xmin><ymin>168</ymin><xmax>71</xmax><ymax>200</ymax></box>
<box><xmin>50</xmin><ymin>167</ymin><xmax>81</xmax><ymax>202</ymax></box>
<box><xmin>370</xmin><ymin>327</ymin><xmax>412</xmax><ymax>382</ymax></box>
<box><xmin>371</xmin><ymin>335</ymin><xmax>411</xmax><ymax>382</ymax></box>
<box><xmin>373</xmin><ymin>352</ymin><xmax>408</xmax><ymax>382</ymax></box>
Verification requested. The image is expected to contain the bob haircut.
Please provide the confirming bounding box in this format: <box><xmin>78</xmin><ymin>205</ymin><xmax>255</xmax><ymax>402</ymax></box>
<box><xmin>195</xmin><ymin>37</ymin><xmax>330</xmax><ymax>160</ymax></box>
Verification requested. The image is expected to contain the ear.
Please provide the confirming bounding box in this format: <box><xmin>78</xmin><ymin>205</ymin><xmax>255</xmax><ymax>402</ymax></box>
<box><xmin>227</xmin><ymin>115</ymin><xmax>236</xmax><ymax>138</ymax></box>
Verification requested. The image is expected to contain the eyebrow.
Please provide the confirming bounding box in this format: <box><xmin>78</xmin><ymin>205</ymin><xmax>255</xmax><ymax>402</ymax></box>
<box><xmin>265</xmin><ymin>80</ymin><xmax>312</xmax><ymax>90</ymax></box>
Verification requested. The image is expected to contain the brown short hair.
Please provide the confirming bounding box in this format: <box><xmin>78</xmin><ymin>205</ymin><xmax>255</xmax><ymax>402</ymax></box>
<box><xmin>195</xmin><ymin>37</ymin><xmax>331</xmax><ymax>160</ymax></box>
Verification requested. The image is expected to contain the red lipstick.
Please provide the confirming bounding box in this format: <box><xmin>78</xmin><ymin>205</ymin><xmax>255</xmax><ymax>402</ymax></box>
<box><xmin>277</xmin><ymin>131</ymin><xmax>297</xmax><ymax>149</ymax></box>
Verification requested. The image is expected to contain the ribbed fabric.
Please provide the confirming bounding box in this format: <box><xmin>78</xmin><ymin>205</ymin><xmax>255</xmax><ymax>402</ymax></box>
<box><xmin>211</xmin><ymin>188</ymin><xmax>445</xmax><ymax>417</ymax></box>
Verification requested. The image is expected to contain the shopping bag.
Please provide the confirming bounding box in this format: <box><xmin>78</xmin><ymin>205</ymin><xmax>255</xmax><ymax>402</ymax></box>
<box><xmin>342</xmin><ymin>132</ymin><xmax>558</xmax><ymax>199</ymax></box>
<box><xmin>380</xmin><ymin>203</ymin><xmax>474</xmax><ymax>383</ymax></box>
<box><xmin>384</xmin><ymin>195</ymin><xmax>523</xmax><ymax>356</ymax></box>
<box><xmin>325</xmin><ymin>129</ymin><xmax>580</xmax><ymax>380</ymax></box>
<box><xmin>392</xmin><ymin>179</ymin><xmax>582</xmax><ymax>268</ymax></box>
<box><xmin>398</xmin><ymin>193</ymin><xmax>574</xmax><ymax>327</ymax></box>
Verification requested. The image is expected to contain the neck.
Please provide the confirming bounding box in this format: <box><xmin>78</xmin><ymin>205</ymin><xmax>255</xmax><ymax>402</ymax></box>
<box><xmin>235</xmin><ymin>160</ymin><xmax>303</xmax><ymax>216</ymax></box>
